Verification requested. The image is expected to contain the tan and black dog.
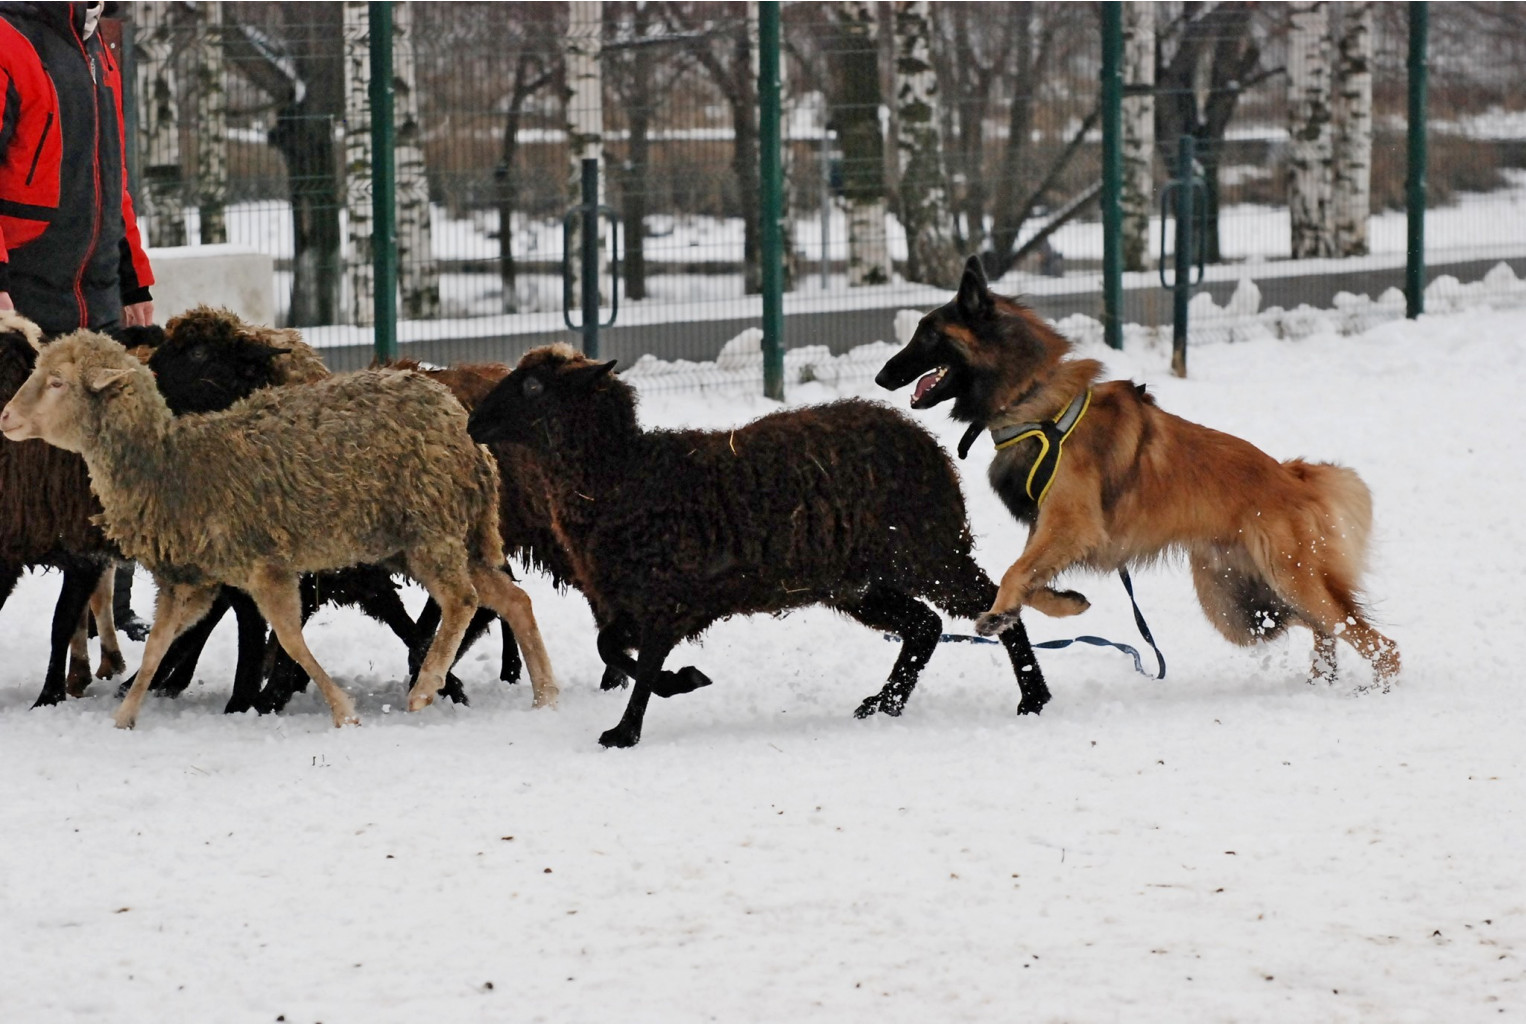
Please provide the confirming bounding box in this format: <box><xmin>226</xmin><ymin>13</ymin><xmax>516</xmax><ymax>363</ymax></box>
<box><xmin>876</xmin><ymin>256</ymin><xmax>1399</xmax><ymax>688</ymax></box>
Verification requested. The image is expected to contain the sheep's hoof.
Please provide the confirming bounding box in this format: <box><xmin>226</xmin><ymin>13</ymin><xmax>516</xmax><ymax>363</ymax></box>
<box><xmin>118</xmin><ymin>613</ymin><xmax>152</xmax><ymax>643</ymax></box>
<box><xmin>975</xmin><ymin>610</ymin><xmax>1022</xmax><ymax>637</ymax></box>
<box><xmin>406</xmin><ymin>690</ymin><xmax>435</xmax><ymax>712</ymax></box>
<box><xmin>531</xmin><ymin>689</ymin><xmax>559</xmax><ymax>710</ymax></box>
<box><xmin>1016</xmin><ymin>696</ymin><xmax>1047</xmax><ymax>716</ymax></box>
<box><xmin>113</xmin><ymin>711</ymin><xmax>137</xmax><ymax>730</ymax></box>
<box><xmin>66</xmin><ymin>662</ymin><xmax>93</xmax><ymax>697</ymax></box>
<box><xmin>598</xmin><ymin>723</ymin><xmax>641</xmax><ymax>748</ymax></box>
<box><xmin>853</xmin><ymin>691</ymin><xmax>906</xmax><ymax>719</ymax></box>
<box><xmin>333</xmin><ymin>714</ymin><xmax>361</xmax><ymax>728</ymax></box>
<box><xmin>650</xmin><ymin>666</ymin><xmax>712</xmax><ymax>698</ymax></box>
<box><xmin>440</xmin><ymin>673</ymin><xmax>470</xmax><ymax>706</ymax></box>
<box><xmin>599</xmin><ymin>665</ymin><xmax>629</xmax><ymax>691</ymax></box>
<box><xmin>96</xmin><ymin>650</ymin><xmax>127</xmax><ymax>679</ymax></box>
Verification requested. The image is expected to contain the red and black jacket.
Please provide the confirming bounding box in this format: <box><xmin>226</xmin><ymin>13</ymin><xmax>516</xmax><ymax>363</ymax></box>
<box><xmin>0</xmin><ymin>2</ymin><xmax>152</xmax><ymax>334</ymax></box>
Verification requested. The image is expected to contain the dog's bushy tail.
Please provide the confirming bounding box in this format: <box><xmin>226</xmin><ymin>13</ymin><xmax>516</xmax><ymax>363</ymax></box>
<box><xmin>1284</xmin><ymin>459</ymin><xmax>1374</xmax><ymax>586</ymax></box>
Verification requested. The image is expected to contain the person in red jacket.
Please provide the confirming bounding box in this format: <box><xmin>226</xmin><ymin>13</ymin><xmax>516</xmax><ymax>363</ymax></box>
<box><xmin>0</xmin><ymin>1</ymin><xmax>154</xmax><ymax>334</ymax></box>
<box><xmin>0</xmin><ymin>1</ymin><xmax>154</xmax><ymax>637</ymax></box>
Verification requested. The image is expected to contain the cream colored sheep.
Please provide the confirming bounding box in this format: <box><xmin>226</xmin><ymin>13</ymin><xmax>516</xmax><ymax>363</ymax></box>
<box><xmin>0</xmin><ymin>329</ymin><xmax>558</xmax><ymax>728</ymax></box>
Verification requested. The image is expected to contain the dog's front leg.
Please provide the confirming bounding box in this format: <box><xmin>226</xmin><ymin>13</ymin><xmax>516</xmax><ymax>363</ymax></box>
<box><xmin>977</xmin><ymin>505</ymin><xmax>1101</xmax><ymax>636</ymax></box>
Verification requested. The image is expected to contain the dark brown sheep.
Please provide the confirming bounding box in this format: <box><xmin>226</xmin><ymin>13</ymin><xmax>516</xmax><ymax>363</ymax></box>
<box><xmin>0</xmin><ymin>310</ymin><xmax>120</xmax><ymax>707</ymax></box>
<box><xmin>466</xmin><ymin>344</ymin><xmax>1049</xmax><ymax>748</ymax></box>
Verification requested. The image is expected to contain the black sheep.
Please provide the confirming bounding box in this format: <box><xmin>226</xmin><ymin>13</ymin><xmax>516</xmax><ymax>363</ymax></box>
<box><xmin>0</xmin><ymin>312</ymin><xmax>117</xmax><ymax>707</ymax></box>
<box><xmin>466</xmin><ymin>344</ymin><xmax>1050</xmax><ymax>748</ymax></box>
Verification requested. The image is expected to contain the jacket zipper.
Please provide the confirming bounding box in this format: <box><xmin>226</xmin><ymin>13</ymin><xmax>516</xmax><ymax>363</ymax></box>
<box><xmin>25</xmin><ymin>111</ymin><xmax>53</xmax><ymax>186</ymax></box>
<box><xmin>69</xmin><ymin>20</ymin><xmax>101</xmax><ymax>329</ymax></box>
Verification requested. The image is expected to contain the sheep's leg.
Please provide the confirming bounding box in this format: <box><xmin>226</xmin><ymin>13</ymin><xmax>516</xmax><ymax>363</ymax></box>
<box><xmin>497</xmin><ymin>617</ymin><xmax>523</xmax><ymax>684</ymax></box>
<box><xmin>470</xmin><ymin>565</ymin><xmax>559</xmax><ymax>710</ymax></box>
<box><xmin>137</xmin><ymin>591</ymin><xmax>230</xmax><ymax>697</ymax></box>
<box><xmin>113</xmin><ymin>563</ymin><xmax>152</xmax><ymax>642</ymax></box>
<box><xmin>599</xmin><ymin>635</ymin><xmax>677</xmax><ymax>749</ymax></box>
<box><xmin>36</xmin><ymin>563</ymin><xmax>105</xmax><ymax>708</ymax></box>
<box><xmin>841</xmin><ymin>586</ymin><xmax>943</xmax><ymax>719</ymax></box>
<box><xmin>67</xmin><ymin>606</ymin><xmax>92</xmax><ymax>696</ymax></box>
<box><xmin>403</xmin><ymin>556</ymin><xmax>483</xmax><ymax>711</ymax></box>
<box><xmin>243</xmin><ymin>570</ymin><xmax>358</xmax><ymax>728</ymax></box>
<box><xmin>114</xmin><ymin>582</ymin><xmax>221</xmax><ymax>729</ymax></box>
<box><xmin>596</xmin><ymin>619</ymin><xmax>708</xmax><ymax>698</ymax></box>
<box><xmin>406</xmin><ymin>600</ymin><xmax>489</xmax><ymax>704</ymax></box>
<box><xmin>88</xmin><ymin>569</ymin><xmax>126</xmax><ymax>682</ymax></box>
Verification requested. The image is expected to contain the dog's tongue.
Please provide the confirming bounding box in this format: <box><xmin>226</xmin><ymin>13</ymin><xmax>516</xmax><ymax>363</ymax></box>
<box><xmin>912</xmin><ymin>369</ymin><xmax>942</xmax><ymax>404</ymax></box>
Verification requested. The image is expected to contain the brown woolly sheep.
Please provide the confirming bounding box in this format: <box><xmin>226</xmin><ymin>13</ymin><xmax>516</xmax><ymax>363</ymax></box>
<box><xmin>0</xmin><ymin>310</ymin><xmax>123</xmax><ymax>706</ymax></box>
<box><xmin>0</xmin><ymin>329</ymin><xmax>558</xmax><ymax>728</ymax></box>
<box><xmin>139</xmin><ymin>306</ymin><xmax>481</xmax><ymax>712</ymax></box>
<box><xmin>467</xmin><ymin>344</ymin><xmax>1049</xmax><ymax>748</ymax></box>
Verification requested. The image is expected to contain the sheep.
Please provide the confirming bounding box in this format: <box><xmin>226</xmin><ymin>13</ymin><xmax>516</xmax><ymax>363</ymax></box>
<box><xmin>0</xmin><ymin>328</ymin><xmax>558</xmax><ymax>728</ymax></box>
<box><xmin>0</xmin><ymin>310</ymin><xmax>122</xmax><ymax>707</ymax></box>
<box><xmin>138</xmin><ymin>308</ymin><xmax>495</xmax><ymax>710</ymax></box>
<box><xmin>388</xmin><ymin>357</ymin><xmax>628</xmax><ymax>694</ymax></box>
<box><xmin>465</xmin><ymin>344</ymin><xmax>1049</xmax><ymax>748</ymax></box>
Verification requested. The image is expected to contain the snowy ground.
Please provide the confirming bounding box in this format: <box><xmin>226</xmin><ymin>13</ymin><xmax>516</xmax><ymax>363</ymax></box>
<box><xmin>2</xmin><ymin>307</ymin><xmax>1524</xmax><ymax>1022</ymax></box>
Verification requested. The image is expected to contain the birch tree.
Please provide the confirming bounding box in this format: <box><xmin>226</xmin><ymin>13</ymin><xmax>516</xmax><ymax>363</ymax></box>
<box><xmin>1332</xmin><ymin>1</ymin><xmax>1373</xmax><ymax>257</ymax></box>
<box><xmin>392</xmin><ymin>2</ymin><xmax>439</xmax><ymax>319</ymax></box>
<box><xmin>133</xmin><ymin>1</ymin><xmax>186</xmax><ymax>247</ymax></box>
<box><xmin>341</xmin><ymin>2</ymin><xmax>375</xmax><ymax>324</ymax></box>
<box><xmin>564</xmin><ymin>0</ymin><xmax>610</xmax><ymax>305</ymax></box>
<box><xmin>831</xmin><ymin>1</ymin><xmax>890</xmax><ymax>286</ymax></box>
<box><xmin>492</xmin><ymin>5</ymin><xmax>557</xmax><ymax>313</ymax></box>
<box><xmin>665</xmin><ymin>3</ymin><xmax>765</xmax><ymax>294</ymax></box>
<box><xmin>191</xmin><ymin>2</ymin><xmax>228</xmax><ymax>245</ymax></box>
<box><xmin>1287</xmin><ymin>1</ymin><xmax>1335</xmax><ymax>259</ymax></box>
<box><xmin>1120</xmin><ymin>1</ymin><xmax>1155</xmax><ymax>272</ymax></box>
<box><xmin>892</xmin><ymin>0</ymin><xmax>958</xmax><ymax>287</ymax></box>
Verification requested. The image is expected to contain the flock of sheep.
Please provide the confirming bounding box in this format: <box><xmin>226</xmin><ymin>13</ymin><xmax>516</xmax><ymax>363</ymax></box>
<box><xmin>0</xmin><ymin>307</ymin><xmax>1044</xmax><ymax>747</ymax></box>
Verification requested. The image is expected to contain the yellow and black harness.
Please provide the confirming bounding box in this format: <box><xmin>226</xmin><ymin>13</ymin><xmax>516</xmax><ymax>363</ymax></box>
<box><xmin>988</xmin><ymin>388</ymin><xmax>1092</xmax><ymax>506</ymax></box>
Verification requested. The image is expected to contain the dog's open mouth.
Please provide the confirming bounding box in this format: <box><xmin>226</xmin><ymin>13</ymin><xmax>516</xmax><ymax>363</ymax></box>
<box><xmin>912</xmin><ymin>366</ymin><xmax>948</xmax><ymax>405</ymax></box>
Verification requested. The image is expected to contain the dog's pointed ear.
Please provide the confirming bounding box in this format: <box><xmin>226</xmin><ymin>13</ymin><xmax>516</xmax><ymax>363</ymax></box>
<box><xmin>85</xmin><ymin>366</ymin><xmax>134</xmax><ymax>393</ymax></box>
<box><xmin>956</xmin><ymin>256</ymin><xmax>993</xmax><ymax>321</ymax></box>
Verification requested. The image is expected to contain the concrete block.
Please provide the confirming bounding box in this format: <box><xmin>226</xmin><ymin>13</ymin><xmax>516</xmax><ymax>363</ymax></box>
<box><xmin>145</xmin><ymin>244</ymin><xmax>276</xmax><ymax>327</ymax></box>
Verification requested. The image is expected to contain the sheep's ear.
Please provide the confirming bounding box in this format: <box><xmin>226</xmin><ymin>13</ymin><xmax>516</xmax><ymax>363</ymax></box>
<box><xmin>565</xmin><ymin>359</ymin><xmax>618</xmax><ymax>389</ymax></box>
<box><xmin>955</xmin><ymin>255</ymin><xmax>992</xmax><ymax>321</ymax></box>
<box><xmin>247</xmin><ymin>342</ymin><xmax>291</xmax><ymax>360</ymax></box>
<box><xmin>85</xmin><ymin>367</ymin><xmax>134</xmax><ymax>393</ymax></box>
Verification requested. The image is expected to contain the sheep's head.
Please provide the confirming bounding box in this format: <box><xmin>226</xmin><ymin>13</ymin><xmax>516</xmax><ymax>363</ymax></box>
<box><xmin>151</xmin><ymin>306</ymin><xmax>290</xmax><ymax>414</ymax></box>
<box><xmin>467</xmin><ymin>343</ymin><xmax>624</xmax><ymax>450</ymax></box>
<box><xmin>0</xmin><ymin>330</ymin><xmax>153</xmax><ymax>452</ymax></box>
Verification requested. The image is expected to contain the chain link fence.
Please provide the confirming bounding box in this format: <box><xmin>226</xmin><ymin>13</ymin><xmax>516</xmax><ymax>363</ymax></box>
<box><xmin>121</xmin><ymin>2</ymin><xmax>1526</xmax><ymax>387</ymax></box>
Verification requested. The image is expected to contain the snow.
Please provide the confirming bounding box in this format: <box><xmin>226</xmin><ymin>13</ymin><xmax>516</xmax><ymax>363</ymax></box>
<box><xmin>4</xmin><ymin>306</ymin><xmax>1526</xmax><ymax>1021</ymax></box>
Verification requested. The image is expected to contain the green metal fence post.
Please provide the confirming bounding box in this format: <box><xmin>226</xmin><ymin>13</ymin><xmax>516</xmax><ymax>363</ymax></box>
<box><xmin>1100</xmin><ymin>2</ymin><xmax>1124</xmax><ymax>350</ymax></box>
<box><xmin>1405</xmin><ymin>2</ymin><xmax>1428</xmax><ymax>320</ymax></box>
<box><xmin>370</xmin><ymin>1</ymin><xmax>398</xmax><ymax>361</ymax></box>
<box><xmin>758</xmin><ymin>0</ymin><xmax>785</xmax><ymax>401</ymax></box>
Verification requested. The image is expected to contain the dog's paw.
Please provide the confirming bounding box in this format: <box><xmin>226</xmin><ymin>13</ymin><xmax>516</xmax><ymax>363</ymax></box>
<box><xmin>976</xmin><ymin>610</ymin><xmax>1022</xmax><ymax>637</ymax></box>
<box><xmin>1029</xmin><ymin>587</ymin><xmax>1090</xmax><ymax>618</ymax></box>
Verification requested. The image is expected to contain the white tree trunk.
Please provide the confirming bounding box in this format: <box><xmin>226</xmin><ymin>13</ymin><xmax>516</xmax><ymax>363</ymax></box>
<box><xmin>892</xmin><ymin>0</ymin><xmax>958</xmax><ymax>287</ymax></box>
<box><xmin>1287</xmin><ymin>1</ymin><xmax>1335</xmax><ymax>259</ymax></box>
<box><xmin>133</xmin><ymin>2</ymin><xmax>185</xmax><ymax>247</ymax></box>
<box><xmin>1120</xmin><ymin>1</ymin><xmax>1156</xmax><ymax>272</ymax></box>
<box><xmin>392</xmin><ymin>2</ymin><xmax>439</xmax><ymax>319</ymax></box>
<box><xmin>192</xmin><ymin>1</ymin><xmax>227</xmax><ymax>245</ymax></box>
<box><xmin>341</xmin><ymin>1</ymin><xmax>374</xmax><ymax>326</ymax></box>
<box><xmin>837</xmin><ymin>1</ymin><xmax>890</xmax><ymax>287</ymax></box>
<box><xmin>1332</xmin><ymin>1</ymin><xmax>1373</xmax><ymax>257</ymax></box>
<box><xmin>564</xmin><ymin>1</ymin><xmax>610</xmax><ymax>305</ymax></box>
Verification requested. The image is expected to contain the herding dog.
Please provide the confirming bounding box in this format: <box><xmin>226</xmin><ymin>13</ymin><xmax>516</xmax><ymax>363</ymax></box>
<box><xmin>876</xmin><ymin>256</ymin><xmax>1400</xmax><ymax>688</ymax></box>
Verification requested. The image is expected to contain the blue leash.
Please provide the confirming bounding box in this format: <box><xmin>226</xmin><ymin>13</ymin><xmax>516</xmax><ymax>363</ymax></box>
<box><xmin>885</xmin><ymin>568</ymin><xmax>1167</xmax><ymax>680</ymax></box>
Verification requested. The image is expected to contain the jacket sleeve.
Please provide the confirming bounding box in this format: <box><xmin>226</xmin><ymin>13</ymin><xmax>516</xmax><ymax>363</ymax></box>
<box><xmin>0</xmin><ymin>65</ymin><xmax>14</xmax><ymax>293</ymax></box>
<box><xmin>105</xmin><ymin>39</ymin><xmax>152</xmax><ymax>302</ymax></box>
